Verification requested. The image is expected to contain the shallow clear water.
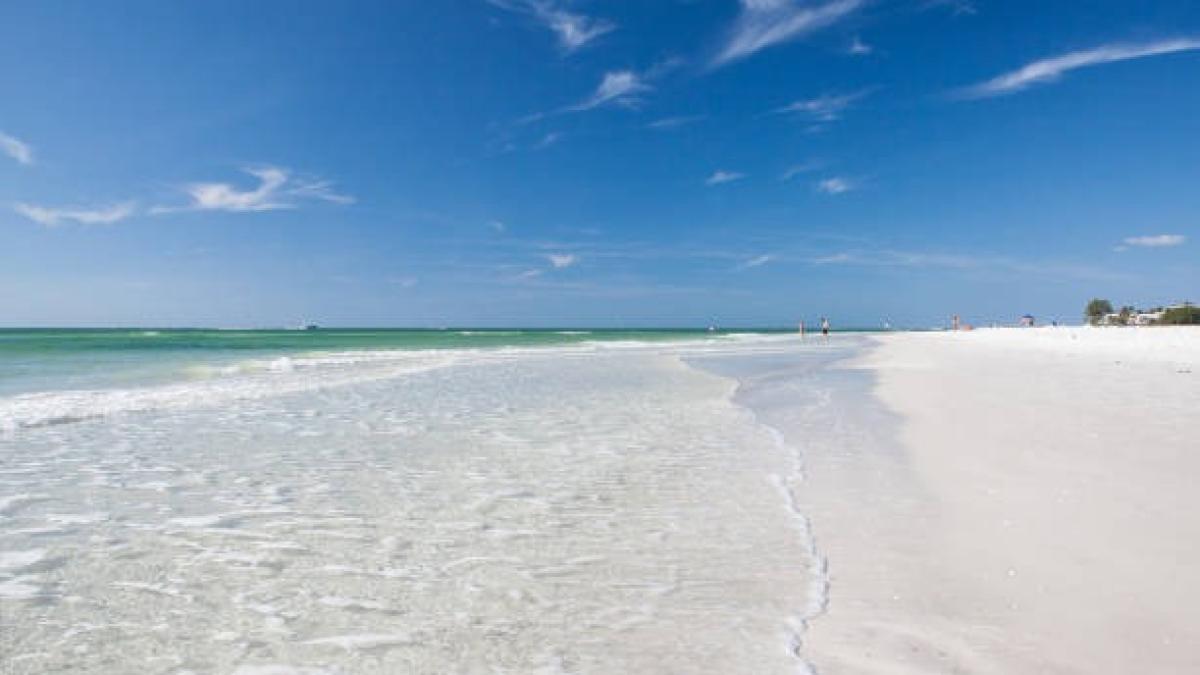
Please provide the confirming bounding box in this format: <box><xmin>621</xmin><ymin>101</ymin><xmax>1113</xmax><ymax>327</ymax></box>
<box><xmin>0</xmin><ymin>330</ymin><xmax>802</xmax><ymax>432</ymax></box>
<box><xmin>0</xmin><ymin>329</ymin><xmax>785</xmax><ymax>399</ymax></box>
<box><xmin>0</xmin><ymin>335</ymin><xmax>861</xmax><ymax>673</ymax></box>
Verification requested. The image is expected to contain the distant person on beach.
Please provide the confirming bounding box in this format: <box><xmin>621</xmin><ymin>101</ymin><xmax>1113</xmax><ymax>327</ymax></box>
<box><xmin>798</xmin><ymin>320</ymin><xmax>805</xmax><ymax>339</ymax></box>
<box><xmin>821</xmin><ymin>317</ymin><xmax>830</xmax><ymax>340</ymax></box>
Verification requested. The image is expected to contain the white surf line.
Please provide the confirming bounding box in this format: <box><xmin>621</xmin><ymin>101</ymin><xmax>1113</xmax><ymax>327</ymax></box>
<box><xmin>0</xmin><ymin>334</ymin><xmax>792</xmax><ymax>434</ymax></box>
<box><xmin>303</xmin><ymin>633</ymin><xmax>413</xmax><ymax>650</ymax></box>
<box><xmin>739</xmin><ymin>397</ymin><xmax>830</xmax><ymax>675</ymax></box>
<box><xmin>0</xmin><ymin>493</ymin><xmax>50</xmax><ymax>517</ymax></box>
<box><xmin>680</xmin><ymin>348</ymin><xmax>840</xmax><ymax>675</ymax></box>
<box><xmin>0</xmin><ymin>355</ymin><xmax>460</xmax><ymax>432</ymax></box>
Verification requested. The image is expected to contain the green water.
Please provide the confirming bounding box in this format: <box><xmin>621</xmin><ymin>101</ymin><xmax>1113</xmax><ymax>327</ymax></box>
<box><xmin>0</xmin><ymin>327</ymin><xmax>751</xmax><ymax>353</ymax></box>
<box><xmin>0</xmin><ymin>328</ymin><xmax>789</xmax><ymax>397</ymax></box>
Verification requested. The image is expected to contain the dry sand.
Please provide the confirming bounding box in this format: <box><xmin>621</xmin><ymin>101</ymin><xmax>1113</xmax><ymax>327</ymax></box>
<box><xmin>801</xmin><ymin>327</ymin><xmax>1200</xmax><ymax>674</ymax></box>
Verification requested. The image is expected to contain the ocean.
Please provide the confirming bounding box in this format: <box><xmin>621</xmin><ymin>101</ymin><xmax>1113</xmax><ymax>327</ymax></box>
<box><xmin>0</xmin><ymin>328</ymin><xmax>780</xmax><ymax>399</ymax></box>
<box><xmin>0</xmin><ymin>328</ymin><xmax>866</xmax><ymax>673</ymax></box>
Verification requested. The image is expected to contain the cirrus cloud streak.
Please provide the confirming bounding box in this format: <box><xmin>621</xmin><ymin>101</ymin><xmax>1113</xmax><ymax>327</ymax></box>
<box><xmin>713</xmin><ymin>0</ymin><xmax>865</xmax><ymax>67</ymax></box>
<box><xmin>1</xmin><ymin>131</ymin><xmax>33</xmax><ymax>165</ymax></box>
<box><xmin>960</xmin><ymin>38</ymin><xmax>1200</xmax><ymax>98</ymax></box>
<box><xmin>157</xmin><ymin>166</ymin><xmax>354</xmax><ymax>213</ymax></box>
<box><xmin>706</xmin><ymin>170</ymin><xmax>745</xmax><ymax>186</ymax></box>
<box><xmin>15</xmin><ymin>201</ymin><xmax>136</xmax><ymax>227</ymax></box>
<box><xmin>1122</xmin><ymin>234</ymin><xmax>1186</xmax><ymax>248</ymax></box>
<box><xmin>487</xmin><ymin>0</ymin><xmax>614</xmax><ymax>52</ymax></box>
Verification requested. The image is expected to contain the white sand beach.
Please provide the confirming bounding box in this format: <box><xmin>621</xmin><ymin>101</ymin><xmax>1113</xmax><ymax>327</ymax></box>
<box><xmin>3</xmin><ymin>328</ymin><xmax>1198</xmax><ymax>673</ymax></box>
<box><xmin>792</xmin><ymin>327</ymin><xmax>1200</xmax><ymax>673</ymax></box>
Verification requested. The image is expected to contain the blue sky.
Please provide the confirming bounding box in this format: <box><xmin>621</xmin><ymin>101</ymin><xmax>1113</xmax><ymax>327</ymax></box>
<box><xmin>1</xmin><ymin>0</ymin><xmax>1197</xmax><ymax>328</ymax></box>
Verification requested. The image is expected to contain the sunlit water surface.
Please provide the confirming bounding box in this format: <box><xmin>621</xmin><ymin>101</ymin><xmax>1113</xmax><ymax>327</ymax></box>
<box><xmin>0</xmin><ymin>335</ymin><xmax>860</xmax><ymax>674</ymax></box>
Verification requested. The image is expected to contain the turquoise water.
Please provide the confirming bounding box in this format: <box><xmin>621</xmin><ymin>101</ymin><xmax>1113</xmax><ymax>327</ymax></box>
<box><xmin>0</xmin><ymin>328</ymin><xmax>785</xmax><ymax>397</ymax></box>
<box><xmin>0</xmin><ymin>330</ymin><xmax>846</xmax><ymax>672</ymax></box>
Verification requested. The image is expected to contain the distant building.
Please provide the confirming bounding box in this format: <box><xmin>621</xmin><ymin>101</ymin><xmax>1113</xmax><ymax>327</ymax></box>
<box><xmin>1097</xmin><ymin>302</ymin><xmax>1189</xmax><ymax>326</ymax></box>
<box><xmin>1131</xmin><ymin>311</ymin><xmax>1163</xmax><ymax>326</ymax></box>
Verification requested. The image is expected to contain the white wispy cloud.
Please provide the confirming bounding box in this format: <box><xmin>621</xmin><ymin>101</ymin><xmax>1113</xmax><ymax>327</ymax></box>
<box><xmin>773</xmin><ymin>89</ymin><xmax>871</xmax><ymax>122</ymax></box>
<box><xmin>163</xmin><ymin>166</ymin><xmax>354</xmax><ymax>213</ymax></box>
<box><xmin>14</xmin><ymin>201</ymin><xmax>136</xmax><ymax>227</ymax></box>
<box><xmin>535</xmin><ymin>131</ymin><xmax>563</xmax><ymax>149</ymax></box>
<box><xmin>816</xmin><ymin>176</ymin><xmax>854</xmax><ymax>194</ymax></box>
<box><xmin>810</xmin><ymin>248</ymin><xmax>1128</xmax><ymax>282</ymax></box>
<box><xmin>1122</xmin><ymin>234</ymin><xmax>1186</xmax><ymax>248</ymax></box>
<box><xmin>569</xmin><ymin>70</ymin><xmax>651</xmax><ymax>111</ymax></box>
<box><xmin>848</xmin><ymin>35</ymin><xmax>873</xmax><ymax>55</ymax></box>
<box><xmin>713</xmin><ymin>0</ymin><xmax>865</xmax><ymax>67</ymax></box>
<box><xmin>288</xmin><ymin>178</ymin><xmax>356</xmax><ymax>205</ymax></box>
<box><xmin>489</xmin><ymin>220</ymin><xmax>507</xmax><ymax>232</ymax></box>
<box><xmin>960</xmin><ymin>38</ymin><xmax>1200</xmax><ymax>98</ymax></box>
<box><xmin>922</xmin><ymin>0</ymin><xmax>977</xmax><ymax>15</ymax></box>
<box><xmin>522</xmin><ymin>59</ymin><xmax>679</xmax><ymax>122</ymax></box>
<box><xmin>487</xmin><ymin>0</ymin><xmax>614</xmax><ymax>52</ymax></box>
<box><xmin>0</xmin><ymin>131</ymin><xmax>33</xmax><ymax>165</ymax></box>
<box><xmin>547</xmin><ymin>253</ymin><xmax>578</xmax><ymax>268</ymax></box>
<box><xmin>813</xmin><ymin>250</ymin><xmax>976</xmax><ymax>268</ymax></box>
<box><xmin>811</xmin><ymin>252</ymin><xmax>853</xmax><ymax>264</ymax></box>
<box><xmin>182</xmin><ymin>167</ymin><xmax>290</xmax><ymax>212</ymax></box>
<box><xmin>740</xmin><ymin>254</ymin><xmax>775</xmax><ymax>268</ymax></box>
<box><xmin>647</xmin><ymin>115</ymin><xmax>706</xmax><ymax>130</ymax></box>
<box><xmin>781</xmin><ymin>160</ymin><xmax>824</xmax><ymax>180</ymax></box>
<box><xmin>706</xmin><ymin>170</ymin><xmax>746</xmax><ymax>186</ymax></box>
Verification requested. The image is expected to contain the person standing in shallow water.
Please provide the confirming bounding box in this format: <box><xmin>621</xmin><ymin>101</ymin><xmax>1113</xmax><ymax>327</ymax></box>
<box><xmin>821</xmin><ymin>317</ymin><xmax>830</xmax><ymax>341</ymax></box>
